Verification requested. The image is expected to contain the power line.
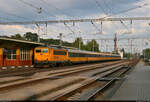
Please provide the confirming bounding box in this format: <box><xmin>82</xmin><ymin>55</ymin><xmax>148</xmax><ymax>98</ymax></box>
<box><xmin>40</xmin><ymin>0</ymin><xmax>74</xmax><ymax>18</ymax></box>
<box><xmin>0</xmin><ymin>10</ymin><xmax>32</xmax><ymax>21</ymax></box>
<box><xmin>18</xmin><ymin>0</ymin><xmax>56</xmax><ymax>18</ymax></box>
<box><xmin>101</xmin><ymin>0</ymin><xmax>134</xmax><ymax>33</ymax></box>
<box><xmin>105</xmin><ymin>2</ymin><xmax>150</xmax><ymax>18</ymax></box>
<box><xmin>0</xmin><ymin>16</ymin><xmax>15</xmax><ymax>21</ymax></box>
<box><xmin>94</xmin><ymin>0</ymin><xmax>150</xmax><ymax>33</ymax></box>
<box><xmin>93</xmin><ymin>0</ymin><xmax>108</xmax><ymax>15</ymax></box>
<box><xmin>93</xmin><ymin>0</ymin><xmax>150</xmax><ymax>19</ymax></box>
<box><xmin>64</xmin><ymin>22</ymin><xmax>76</xmax><ymax>35</ymax></box>
<box><xmin>91</xmin><ymin>20</ymin><xmax>102</xmax><ymax>34</ymax></box>
<box><xmin>93</xmin><ymin>0</ymin><xmax>120</xmax><ymax>34</ymax></box>
<box><xmin>120</xmin><ymin>20</ymin><xmax>130</xmax><ymax>31</ymax></box>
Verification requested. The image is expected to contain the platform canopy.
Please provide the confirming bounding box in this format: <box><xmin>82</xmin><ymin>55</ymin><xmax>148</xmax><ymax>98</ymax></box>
<box><xmin>0</xmin><ymin>37</ymin><xmax>44</xmax><ymax>49</ymax></box>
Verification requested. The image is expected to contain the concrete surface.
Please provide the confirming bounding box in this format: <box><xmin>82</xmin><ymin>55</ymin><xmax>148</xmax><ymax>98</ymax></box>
<box><xmin>111</xmin><ymin>60</ymin><xmax>150</xmax><ymax>101</ymax></box>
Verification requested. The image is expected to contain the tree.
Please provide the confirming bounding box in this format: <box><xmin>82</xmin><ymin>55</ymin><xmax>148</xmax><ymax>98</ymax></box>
<box><xmin>124</xmin><ymin>52</ymin><xmax>132</xmax><ymax>59</ymax></box>
<box><xmin>73</xmin><ymin>37</ymin><xmax>84</xmax><ymax>49</ymax></box>
<box><xmin>24</xmin><ymin>32</ymin><xmax>38</xmax><ymax>42</ymax></box>
<box><xmin>143</xmin><ymin>48</ymin><xmax>150</xmax><ymax>59</ymax></box>
<box><xmin>11</xmin><ymin>34</ymin><xmax>24</xmax><ymax>40</ymax></box>
<box><xmin>85</xmin><ymin>39</ymin><xmax>100</xmax><ymax>52</ymax></box>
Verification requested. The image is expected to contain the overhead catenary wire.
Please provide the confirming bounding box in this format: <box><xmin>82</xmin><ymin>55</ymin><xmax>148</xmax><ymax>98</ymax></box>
<box><xmin>64</xmin><ymin>22</ymin><xmax>76</xmax><ymax>35</ymax></box>
<box><xmin>0</xmin><ymin>10</ymin><xmax>32</xmax><ymax>21</ymax></box>
<box><xmin>40</xmin><ymin>0</ymin><xmax>80</xmax><ymax>37</ymax></box>
<box><xmin>94</xmin><ymin>0</ymin><xmax>129</xmax><ymax>33</ymax></box>
<box><xmin>93</xmin><ymin>0</ymin><xmax>108</xmax><ymax>15</ymax></box>
<box><xmin>103</xmin><ymin>2</ymin><xmax>150</xmax><ymax>19</ymax></box>
<box><xmin>0</xmin><ymin>16</ymin><xmax>16</xmax><ymax>22</ymax></box>
<box><xmin>40</xmin><ymin>0</ymin><xmax>74</xmax><ymax>18</ymax></box>
<box><xmin>93</xmin><ymin>0</ymin><xmax>113</xmax><ymax>34</ymax></box>
<box><xmin>93</xmin><ymin>0</ymin><xmax>147</xmax><ymax>35</ymax></box>
<box><xmin>0</xmin><ymin>0</ymin><xmax>150</xmax><ymax>25</ymax></box>
<box><xmin>18</xmin><ymin>0</ymin><xmax>56</xmax><ymax>18</ymax></box>
<box><xmin>91</xmin><ymin>20</ymin><xmax>102</xmax><ymax>34</ymax></box>
<box><xmin>120</xmin><ymin>20</ymin><xmax>130</xmax><ymax>31</ymax></box>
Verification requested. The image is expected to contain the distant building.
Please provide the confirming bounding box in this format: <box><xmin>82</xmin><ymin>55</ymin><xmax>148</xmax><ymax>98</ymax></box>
<box><xmin>118</xmin><ymin>49</ymin><xmax>124</xmax><ymax>59</ymax></box>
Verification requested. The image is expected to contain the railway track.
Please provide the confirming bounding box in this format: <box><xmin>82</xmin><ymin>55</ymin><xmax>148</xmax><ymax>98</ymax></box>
<box><xmin>0</xmin><ymin>59</ymin><xmax>138</xmax><ymax>100</ymax></box>
<box><xmin>0</xmin><ymin>60</ymin><xmax>126</xmax><ymax>85</ymax></box>
<box><xmin>0</xmin><ymin>60</ymin><xmax>124</xmax><ymax>78</ymax></box>
<box><xmin>48</xmin><ymin>66</ymin><xmax>131</xmax><ymax>101</ymax></box>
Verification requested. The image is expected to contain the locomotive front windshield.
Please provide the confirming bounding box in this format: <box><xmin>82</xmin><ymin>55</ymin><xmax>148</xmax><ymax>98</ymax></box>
<box><xmin>36</xmin><ymin>49</ymin><xmax>41</xmax><ymax>53</ymax></box>
<box><xmin>35</xmin><ymin>48</ymin><xmax>48</xmax><ymax>53</ymax></box>
<box><xmin>42</xmin><ymin>49</ymin><xmax>48</xmax><ymax>53</ymax></box>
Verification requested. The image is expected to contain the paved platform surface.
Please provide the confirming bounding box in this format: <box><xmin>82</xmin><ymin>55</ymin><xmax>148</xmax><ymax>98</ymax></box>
<box><xmin>111</xmin><ymin>60</ymin><xmax>150</xmax><ymax>101</ymax></box>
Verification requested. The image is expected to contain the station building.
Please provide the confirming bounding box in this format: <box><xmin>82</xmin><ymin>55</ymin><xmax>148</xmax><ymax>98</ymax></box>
<box><xmin>0</xmin><ymin>37</ymin><xmax>43</xmax><ymax>68</ymax></box>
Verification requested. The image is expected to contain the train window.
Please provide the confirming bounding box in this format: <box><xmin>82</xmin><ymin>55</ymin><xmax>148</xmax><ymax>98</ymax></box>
<box><xmin>36</xmin><ymin>49</ymin><xmax>41</xmax><ymax>53</ymax></box>
<box><xmin>42</xmin><ymin>49</ymin><xmax>48</xmax><ymax>53</ymax></box>
<box><xmin>69</xmin><ymin>52</ymin><xmax>79</xmax><ymax>57</ymax></box>
<box><xmin>54</xmin><ymin>50</ymin><xmax>66</xmax><ymax>55</ymax></box>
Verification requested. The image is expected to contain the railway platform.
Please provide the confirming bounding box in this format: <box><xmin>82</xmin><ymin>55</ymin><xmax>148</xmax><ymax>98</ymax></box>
<box><xmin>110</xmin><ymin>60</ymin><xmax>150</xmax><ymax>101</ymax></box>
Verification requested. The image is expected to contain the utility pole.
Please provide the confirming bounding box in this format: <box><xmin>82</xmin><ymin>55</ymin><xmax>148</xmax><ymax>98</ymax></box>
<box><xmin>130</xmin><ymin>39</ymin><xmax>133</xmax><ymax>59</ymax></box>
<box><xmin>114</xmin><ymin>33</ymin><xmax>117</xmax><ymax>53</ymax></box>
<box><xmin>37</xmin><ymin>7</ymin><xmax>42</xmax><ymax>43</ymax></box>
<box><xmin>79</xmin><ymin>39</ymin><xmax>81</xmax><ymax>50</ymax></box>
<box><xmin>93</xmin><ymin>40</ymin><xmax>95</xmax><ymax>52</ymax></box>
<box><xmin>106</xmin><ymin>44</ymin><xmax>108</xmax><ymax>52</ymax></box>
<box><xmin>59</xmin><ymin>33</ymin><xmax>63</xmax><ymax>46</ymax></box>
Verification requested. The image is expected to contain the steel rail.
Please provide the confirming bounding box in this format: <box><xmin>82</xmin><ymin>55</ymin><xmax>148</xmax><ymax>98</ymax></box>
<box><xmin>0</xmin><ymin>61</ymin><xmax>127</xmax><ymax>92</ymax></box>
<box><xmin>0</xmin><ymin>60</ymin><xmax>123</xmax><ymax>78</ymax></box>
<box><xmin>49</xmin><ymin>65</ymin><xmax>126</xmax><ymax>100</ymax></box>
<box><xmin>50</xmin><ymin>61</ymin><xmax>137</xmax><ymax>101</ymax></box>
<box><xmin>78</xmin><ymin>79</ymin><xmax>115</xmax><ymax>100</ymax></box>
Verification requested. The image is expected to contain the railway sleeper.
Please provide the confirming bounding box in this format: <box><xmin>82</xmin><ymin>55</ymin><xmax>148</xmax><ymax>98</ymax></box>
<box><xmin>76</xmin><ymin>79</ymin><xmax>115</xmax><ymax>100</ymax></box>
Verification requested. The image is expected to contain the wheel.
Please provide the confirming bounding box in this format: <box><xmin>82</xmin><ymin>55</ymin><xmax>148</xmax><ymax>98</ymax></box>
<box><xmin>49</xmin><ymin>63</ymin><xmax>56</xmax><ymax>68</ymax></box>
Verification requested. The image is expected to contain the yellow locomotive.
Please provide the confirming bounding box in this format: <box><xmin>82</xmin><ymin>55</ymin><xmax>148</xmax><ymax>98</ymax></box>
<box><xmin>34</xmin><ymin>46</ymin><xmax>121</xmax><ymax>67</ymax></box>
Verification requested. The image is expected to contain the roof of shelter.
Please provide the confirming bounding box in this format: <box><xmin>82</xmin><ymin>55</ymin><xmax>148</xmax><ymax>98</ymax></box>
<box><xmin>0</xmin><ymin>37</ymin><xmax>44</xmax><ymax>48</ymax></box>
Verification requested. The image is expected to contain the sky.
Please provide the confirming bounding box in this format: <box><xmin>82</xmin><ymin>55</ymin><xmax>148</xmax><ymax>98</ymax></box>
<box><xmin>0</xmin><ymin>0</ymin><xmax>150</xmax><ymax>53</ymax></box>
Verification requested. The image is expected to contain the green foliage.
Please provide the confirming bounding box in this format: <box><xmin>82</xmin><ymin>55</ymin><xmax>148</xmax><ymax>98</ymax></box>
<box><xmin>24</xmin><ymin>32</ymin><xmax>38</xmax><ymax>42</ymax></box>
<box><xmin>10</xmin><ymin>33</ymin><xmax>100</xmax><ymax>52</ymax></box>
<box><xmin>124</xmin><ymin>52</ymin><xmax>133</xmax><ymax>59</ymax></box>
<box><xmin>72</xmin><ymin>37</ymin><xmax>100</xmax><ymax>52</ymax></box>
<box><xmin>86</xmin><ymin>40</ymin><xmax>100</xmax><ymax>52</ymax></box>
<box><xmin>143</xmin><ymin>48</ymin><xmax>150</xmax><ymax>59</ymax></box>
<box><xmin>11</xmin><ymin>34</ymin><xmax>25</xmax><ymax>40</ymax></box>
<box><xmin>40</xmin><ymin>38</ymin><xmax>73</xmax><ymax>47</ymax></box>
<box><xmin>72</xmin><ymin>37</ymin><xmax>84</xmax><ymax>49</ymax></box>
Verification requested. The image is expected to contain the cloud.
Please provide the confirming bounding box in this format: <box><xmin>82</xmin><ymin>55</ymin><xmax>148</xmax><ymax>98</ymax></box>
<box><xmin>0</xmin><ymin>25</ymin><xmax>35</xmax><ymax>36</ymax></box>
<box><xmin>0</xmin><ymin>0</ymin><xmax>150</xmax><ymax>52</ymax></box>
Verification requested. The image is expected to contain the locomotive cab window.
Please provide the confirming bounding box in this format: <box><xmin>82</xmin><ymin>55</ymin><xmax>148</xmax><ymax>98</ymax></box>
<box><xmin>36</xmin><ymin>49</ymin><xmax>41</xmax><ymax>53</ymax></box>
<box><xmin>42</xmin><ymin>49</ymin><xmax>48</xmax><ymax>53</ymax></box>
